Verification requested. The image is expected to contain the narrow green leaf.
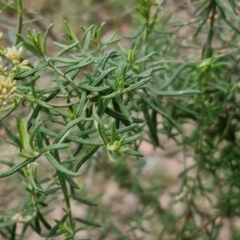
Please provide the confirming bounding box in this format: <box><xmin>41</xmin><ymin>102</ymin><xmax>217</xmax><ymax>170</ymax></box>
<box><xmin>106</xmin><ymin>78</ymin><xmax>118</xmax><ymax>91</ymax></box>
<box><xmin>0</xmin><ymin>157</ymin><xmax>38</xmax><ymax>178</ymax></box>
<box><xmin>149</xmin><ymin>89</ymin><xmax>200</xmax><ymax>96</ymax></box>
<box><xmin>46</xmin><ymin>214</ymin><xmax>68</xmax><ymax>237</ymax></box>
<box><xmin>102</xmin><ymin>77</ymin><xmax>151</xmax><ymax>99</ymax></box>
<box><xmin>0</xmin><ymin>160</ymin><xmax>24</xmax><ymax>176</ymax></box>
<box><xmin>65</xmin><ymin>57</ymin><xmax>93</xmax><ymax>74</ymax></box>
<box><xmin>0</xmin><ymin>100</ymin><xmax>20</xmax><ymax>122</ymax></box>
<box><xmin>64</xmin><ymin>20</ymin><xmax>80</xmax><ymax>45</ymax></box>
<box><xmin>97</xmin><ymin>98</ymin><xmax>111</xmax><ymax>117</ymax></box>
<box><xmin>74</xmin><ymin>217</ymin><xmax>101</xmax><ymax>227</ymax></box>
<box><xmin>75</xmin><ymin>146</ymin><xmax>99</xmax><ymax>170</ymax></box>
<box><xmin>74</xmin><ymin>91</ymin><xmax>87</xmax><ymax>118</ymax></box>
<box><xmin>53</xmin><ymin>117</ymin><xmax>93</xmax><ymax>144</ymax></box>
<box><xmin>133</xmin><ymin>68</ymin><xmax>154</xmax><ymax>79</ymax></box>
<box><xmin>160</xmin><ymin>62</ymin><xmax>189</xmax><ymax>90</ymax></box>
<box><xmin>37</xmin><ymin>210</ymin><xmax>52</xmax><ymax>230</ymax></box>
<box><xmin>110</xmin><ymin>120</ymin><xmax>116</xmax><ymax>145</ymax></box>
<box><xmin>123</xmin><ymin>134</ymin><xmax>141</xmax><ymax>145</ymax></box>
<box><xmin>105</xmin><ymin>107</ymin><xmax>144</xmax><ymax>123</ymax></box>
<box><xmin>38</xmin><ymin>201</ymin><xmax>49</xmax><ymax>207</ymax></box>
<box><xmin>39</xmin><ymin>143</ymin><xmax>69</xmax><ymax>154</ymax></box>
<box><xmin>57</xmin><ymin>171</ymin><xmax>69</xmax><ymax>201</ymax></box>
<box><xmin>53</xmin><ymin>70</ymin><xmax>66</xmax><ymax>93</ymax></box>
<box><xmin>168</xmin><ymin>99</ymin><xmax>199</xmax><ymax>119</ymax></box>
<box><xmin>65</xmin><ymin>175</ymin><xmax>80</xmax><ymax>189</ymax></box>
<box><xmin>34</xmin><ymin>214</ymin><xmax>41</xmax><ymax>234</ymax></box>
<box><xmin>45</xmin><ymin>153</ymin><xmax>79</xmax><ymax>177</ymax></box>
<box><xmin>193</xmin><ymin>7</ymin><xmax>210</xmax><ymax>37</ymax></box>
<box><xmin>39</xmin><ymin>127</ymin><xmax>57</xmax><ymax>138</ymax></box>
<box><xmin>82</xmin><ymin>29</ymin><xmax>92</xmax><ymax>52</ymax></box>
<box><xmin>139</xmin><ymin>93</ymin><xmax>181</xmax><ymax>132</ymax></box>
<box><xmin>142</xmin><ymin>102</ymin><xmax>159</xmax><ymax>146</ymax></box>
<box><xmin>134</xmin><ymin>52</ymin><xmax>156</xmax><ymax>64</ymax></box>
<box><xmin>30</xmin><ymin>117</ymin><xmax>43</xmax><ymax>148</ymax></box>
<box><xmin>39</xmin><ymin>177</ymin><xmax>51</xmax><ymax>184</ymax></box>
<box><xmin>92</xmin><ymin>67</ymin><xmax>117</xmax><ymax>86</ymax></box>
<box><xmin>23</xmin><ymin>17</ymin><xmax>43</xmax><ymax>25</ymax></box>
<box><xmin>67</xmin><ymin>135</ymin><xmax>103</xmax><ymax>146</ymax></box>
<box><xmin>126</xmin><ymin>77</ymin><xmax>151</xmax><ymax>91</ymax></box>
<box><xmin>40</xmin><ymin>127</ymin><xmax>97</xmax><ymax>144</ymax></box>
<box><xmin>4</xmin><ymin>124</ymin><xmax>22</xmax><ymax>147</ymax></box>
<box><xmin>116</xmin><ymin>61</ymin><xmax>127</xmax><ymax>80</ymax></box>
<box><xmin>97</xmin><ymin>122</ymin><xmax>108</xmax><ymax>145</ymax></box>
<box><xmin>71</xmin><ymin>195</ymin><xmax>98</xmax><ymax>206</ymax></box>
<box><xmin>43</xmin><ymin>23</ymin><xmax>54</xmax><ymax>54</ymax></box>
<box><xmin>29</xmin><ymin>173</ymin><xmax>45</xmax><ymax>193</ymax></box>
<box><xmin>19</xmin><ymin>195</ymin><xmax>32</xmax><ymax>211</ymax></box>
<box><xmin>54</xmin><ymin>42</ymin><xmax>79</xmax><ymax>58</ymax></box>
<box><xmin>79</xmin><ymin>84</ymin><xmax>109</xmax><ymax>92</ymax></box>
<box><xmin>35</xmin><ymin>99</ymin><xmax>52</xmax><ymax>109</ymax></box>
<box><xmin>36</xmin><ymin>32</ymin><xmax>45</xmax><ymax>57</ymax></box>
<box><xmin>101</xmin><ymin>91</ymin><xmax>120</xmax><ymax>99</ymax></box>
<box><xmin>120</xmin><ymin>148</ymin><xmax>143</xmax><ymax>157</ymax></box>
<box><xmin>15</xmin><ymin>64</ymin><xmax>48</xmax><ymax>80</ymax></box>
<box><xmin>217</xmin><ymin>4</ymin><xmax>240</xmax><ymax>35</ymax></box>
<box><xmin>16</xmin><ymin>34</ymin><xmax>41</xmax><ymax>57</ymax></box>
<box><xmin>105</xmin><ymin>124</ymin><xmax>137</xmax><ymax>135</ymax></box>
<box><xmin>115</xmin><ymin>96</ymin><xmax>133</xmax><ymax>123</ymax></box>
<box><xmin>45</xmin><ymin>187</ymin><xmax>60</xmax><ymax>195</ymax></box>
<box><xmin>51</xmin><ymin>57</ymin><xmax>79</xmax><ymax>64</ymax></box>
<box><xmin>95</xmin><ymin>51</ymin><xmax>116</xmax><ymax>77</ymax></box>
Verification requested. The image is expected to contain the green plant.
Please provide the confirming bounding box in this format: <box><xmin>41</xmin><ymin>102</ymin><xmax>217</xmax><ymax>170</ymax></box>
<box><xmin>0</xmin><ymin>0</ymin><xmax>240</xmax><ymax>239</ymax></box>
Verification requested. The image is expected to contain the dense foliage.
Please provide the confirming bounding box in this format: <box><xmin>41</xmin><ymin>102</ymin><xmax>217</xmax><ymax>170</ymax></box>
<box><xmin>0</xmin><ymin>0</ymin><xmax>240</xmax><ymax>239</ymax></box>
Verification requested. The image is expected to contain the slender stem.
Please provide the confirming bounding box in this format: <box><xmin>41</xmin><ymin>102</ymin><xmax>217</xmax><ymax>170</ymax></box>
<box><xmin>14</xmin><ymin>92</ymin><xmax>77</xmax><ymax>108</ymax></box>
<box><xmin>57</xmin><ymin>171</ymin><xmax>74</xmax><ymax>234</ymax></box>
<box><xmin>15</xmin><ymin>0</ymin><xmax>24</xmax><ymax>45</ymax></box>
<box><xmin>204</xmin><ymin>0</ymin><xmax>217</xmax><ymax>58</ymax></box>
<box><xmin>45</xmin><ymin>58</ymin><xmax>79</xmax><ymax>89</ymax></box>
<box><xmin>143</xmin><ymin>0</ymin><xmax>153</xmax><ymax>42</ymax></box>
<box><xmin>208</xmin><ymin>0</ymin><xmax>217</xmax><ymax>43</ymax></box>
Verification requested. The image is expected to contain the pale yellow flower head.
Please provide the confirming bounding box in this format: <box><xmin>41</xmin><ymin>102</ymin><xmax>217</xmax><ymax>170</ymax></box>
<box><xmin>5</xmin><ymin>46</ymin><xmax>23</xmax><ymax>64</ymax></box>
<box><xmin>0</xmin><ymin>75</ymin><xmax>17</xmax><ymax>106</ymax></box>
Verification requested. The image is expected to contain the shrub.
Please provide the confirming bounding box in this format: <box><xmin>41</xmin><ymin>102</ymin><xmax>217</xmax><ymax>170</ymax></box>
<box><xmin>0</xmin><ymin>0</ymin><xmax>240</xmax><ymax>239</ymax></box>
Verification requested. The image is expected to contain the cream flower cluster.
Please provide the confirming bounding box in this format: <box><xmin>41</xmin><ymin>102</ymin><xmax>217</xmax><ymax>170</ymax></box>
<box><xmin>0</xmin><ymin>31</ymin><xmax>26</xmax><ymax>106</ymax></box>
<box><xmin>5</xmin><ymin>46</ymin><xmax>23</xmax><ymax>64</ymax></box>
<box><xmin>0</xmin><ymin>75</ymin><xmax>17</xmax><ymax>106</ymax></box>
<box><xmin>5</xmin><ymin>45</ymin><xmax>29</xmax><ymax>72</ymax></box>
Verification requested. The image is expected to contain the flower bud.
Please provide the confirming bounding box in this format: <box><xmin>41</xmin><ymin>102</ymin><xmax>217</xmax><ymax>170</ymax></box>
<box><xmin>0</xmin><ymin>75</ymin><xmax>17</xmax><ymax>106</ymax></box>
